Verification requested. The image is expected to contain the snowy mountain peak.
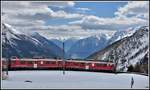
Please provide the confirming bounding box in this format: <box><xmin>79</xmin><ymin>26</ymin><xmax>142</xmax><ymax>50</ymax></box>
<box><xmin>2</xmin><ymin>23</ymin><xmax>21</xmax><ymax>34</ymax></box>
<box><xmin>56</xmin><ymin>36</ymin><xmax>85</xmax><ymax>42</ymax></box>
<box><xmin>93</xmin><ymin>33</ymin><xmax>107</xmax><ymax>40</ymax></box>
<box><xmin>2</xmin><ymin>23</ymin><xmax>23</xmax><ymax>43</ymax></box>
<box><xmin>108</xmin><ymin>28</ymin><xmax>136</xmax><ymax>45</ymax></box>
<box><xmin>30</xmin><ymin>32</ymin><xmax>41</xmax><ymax>36</ymax></box>
<box><xmin>87</xmin><ymin>33</ymin><xmax>113</xmax><ymax>41</ymax></box>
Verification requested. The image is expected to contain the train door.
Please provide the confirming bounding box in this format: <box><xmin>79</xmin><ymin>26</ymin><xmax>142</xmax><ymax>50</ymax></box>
<box><xmin>85</xmin><ymin>62</ymin><xmax>89</xmax><ymax>70</ymax></box>
<box><xmin>38</xmin><ymin>59</ymin><xmax>43</xmax><ymax>68</ymax></box>
<box><xmin>33</xmin><ymin>61</ymin><xmax>37</xmax><ymax>68</ymax></box>
<box><xmin>91</xmin><ymin>62</ymin><xmax>95</xmax><ymax>70</ymax></box>
<box><xmin>15</xmin><ymin>57</ymin><xmax>20</xmax><ymax>65</ymax></box>
<box><xmin>56</xmin><ymin>59</ymin><xmax>58</xmax><ymax>67</ymax></box>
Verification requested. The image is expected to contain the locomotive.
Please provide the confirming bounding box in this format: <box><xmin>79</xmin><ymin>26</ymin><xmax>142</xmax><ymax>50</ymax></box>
<box><xmin>2</xmin><ymin>56</ymin><xmax>115</xmax><ymax>72</ymax></box>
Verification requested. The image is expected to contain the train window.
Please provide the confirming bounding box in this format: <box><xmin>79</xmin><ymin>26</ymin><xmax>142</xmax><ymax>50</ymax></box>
<box><xmin>101</xmin><ymin>64</ymin><xmax>107</xmax><ymax>66</ymax></box>
<box><xmin>20</xmin><ymin>61</ymin><xmax>25</xmax><ymax>64</ymax></box>
<box><xmin>74</xmin><ymin>63</ymin><xmax>78</xmax><ymax>66</ymax></box>
<box><xmin>45</xmin><ymin>61</ymin><xmax>49</xmax><ymax>64</ymax></box>
<box><xmin>11</xmin><ymin>61</ymin><xmax>15</xmax><ymax>64</ymax></box>
<box><xmin>51</xmin><ymin>62</ymin><xmax>56</xmax><ymax>64</ymax></box>
<box><xmin>58</xmin><ymin>61</ymin><xmax>62</xmax><ymax>64</ymax></box>
<box><xmin>80</xmin><ymin>63</ymin><xmax>85</xmax><ymax>66</ymax></box>
<box><xmin>96</xmin><ymin>63</ymin><xmax>106</xmax><ymax>66</ymax></box>
<box><xmin>96</xmin><ymin>63</ymin><xmax>100</xmax><ymax>66</ymax></box>
<box><xmin>28</xmin><ymin>61</ymin><xmax>33</xmax><ymax>64</ymax></box>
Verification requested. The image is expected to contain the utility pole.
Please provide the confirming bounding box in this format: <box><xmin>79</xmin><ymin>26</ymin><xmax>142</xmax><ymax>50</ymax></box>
<box><xmin>62</xmin><ymin>40</ymin><xmax>65</xmax><ymax>75</ymax></box>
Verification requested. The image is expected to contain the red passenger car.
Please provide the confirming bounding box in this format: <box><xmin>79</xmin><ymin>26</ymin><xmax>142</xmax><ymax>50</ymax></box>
<box><xmin>9</xmin><ymin>57</ymin><xmax>115</xmax><ymax>72</ymax></box>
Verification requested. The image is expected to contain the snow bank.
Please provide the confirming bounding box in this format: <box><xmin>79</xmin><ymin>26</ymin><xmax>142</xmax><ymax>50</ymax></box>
<box><xmin>1</xmin><ymin>71</ymin><xmax>149</xmax><ymax>89</ymax></box>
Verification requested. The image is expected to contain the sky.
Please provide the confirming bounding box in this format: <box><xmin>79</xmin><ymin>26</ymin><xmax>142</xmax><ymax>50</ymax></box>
<box><xmin>1</xmin><ymin>1</ymin><xmax>149</xmax><ymax>40</ymax></box>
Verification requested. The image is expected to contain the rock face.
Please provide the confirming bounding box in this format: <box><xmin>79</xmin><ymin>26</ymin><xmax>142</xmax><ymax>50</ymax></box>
<box><xmin>87</xmin><ymin>26</ymin><xmax>148</xmax><ymax>72</ymax></box>
<box><xmin>2</xmin><ymin>23</ymin><xmax>63</xmax><ymax>58</ymax></box>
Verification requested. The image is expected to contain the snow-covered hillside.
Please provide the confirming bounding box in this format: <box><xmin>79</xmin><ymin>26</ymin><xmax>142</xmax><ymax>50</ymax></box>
<box><xmin>108</xmin><ymin>28</ymin><xmax>136</xmax><ymax>45</ymax></box>
<box><xmin>88</xmin><ymin>26</ymin><xmax>149</xmax><ymax>72</ymax></box>
<box><xmin>2</xmin><ymin>71</ymin><xmax>149</xmax><ymax>89</ymax></box>
<box><xmin>2</xmin><ymin>23</ymin><xmax>63</xmax><ymax>58</ymax></box>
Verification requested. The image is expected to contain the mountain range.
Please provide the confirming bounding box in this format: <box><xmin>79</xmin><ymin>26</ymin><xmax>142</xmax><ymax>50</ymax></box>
<box><xmin>2</xmin><ymin>23</ymin><xmax>138</xmax><ymax>59</ymax></box>
<box><xmin>2</xmin><ymin>23</ymin><xmax>63</xmax><ymax>58</ymax></box>
<box><xmin>87</xmin><ymin>26</ymin><xmax>148</xmax><ymax>73</ymax></box>
<box><xmin>2</xmin><ymin>23</ymin><xmax>148</xmax><ymax>73</ymax></box>
<box><xmin>50</xmin><ymin>27</ymin><xmax>136</xmax><ymax>59</ymax></box>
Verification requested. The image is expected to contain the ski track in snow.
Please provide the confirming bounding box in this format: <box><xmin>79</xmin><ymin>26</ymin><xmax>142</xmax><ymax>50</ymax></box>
<box><xmin>2</xmin><ymin>71</ymin><xmax>149</xmax><ymax>89</ymax></box>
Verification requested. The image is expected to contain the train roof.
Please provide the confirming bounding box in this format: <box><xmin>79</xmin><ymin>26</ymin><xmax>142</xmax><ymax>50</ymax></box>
<box><xmin>11</xmin><ymin>58</ymin><xmax>63</xmax><ymax>61</ymax></box>
<box><xmin>10</xmin><ymin>58</ymin><xmax>114</xmax><ymax>64</ymax></box>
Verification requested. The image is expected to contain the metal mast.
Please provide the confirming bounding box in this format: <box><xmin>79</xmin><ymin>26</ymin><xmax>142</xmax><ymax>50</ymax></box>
<box><xmin>62</xmin><ymin>40</ymin><xmax>65</xmax><ymax>75</ymax></box>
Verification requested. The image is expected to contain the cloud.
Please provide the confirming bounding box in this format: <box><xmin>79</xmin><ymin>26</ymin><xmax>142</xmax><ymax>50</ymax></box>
<box><xmin>35</xmin><ymin>25</ymin><xmax>115</xmax><ymax>40</ymax></box>
<box><xmin>115</xmin><ymin>1</ymin><xmax>149</xmax><ymax>19</ymax></box>
<box><xmin>1</xmin><ymin>1</ymin><xmax>149</xmax><ymax>39</ymax></box>
<box><xmin>70</xmin><ymin>1</ymin><xmax>149</xmax><ymax>30</ymax></box>
<box><xmin>76</xmin><ymin>7</ymin><xmax>91</xmax><ymax>11</ymax></box>
<box><xmin>2</xmin><ymin>1</ymin><xmax>82</xmax><ymax>19</ymax></box>
<box><xmin>38</xmin><ymin>1</ymin><xmax>75</xmax><ymax>8</ymax></box>
<box><xmin>49</xmin><ymin>10</ymin><xmax>85</xmax><ymax>19</ymax></box>
<box><xmin>69</xmin><ymin>15</ymin><xmax>147</xmax><ymax>31</ymax></box>
<box><xmin>1</xmin><ymin>1</ymin><xmax>84</xmax><ymax>32</ymax></box>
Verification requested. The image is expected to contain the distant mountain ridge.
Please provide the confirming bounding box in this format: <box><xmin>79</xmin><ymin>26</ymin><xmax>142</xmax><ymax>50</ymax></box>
<box><xmin>48</xmin><ymin>27</ymin><xmax>137</xmax><ymax>59</ymax></box>
<box><xmin>66</xmin><ymin>33</ymin><xmax>110</xmax><ymax>59</ymax></box>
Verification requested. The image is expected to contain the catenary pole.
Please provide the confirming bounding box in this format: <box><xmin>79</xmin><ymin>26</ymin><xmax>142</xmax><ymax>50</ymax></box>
<box><xmin>62</xmin><ymin>41</ymin><xmax>65</xmax><ymax>75</ymax></box>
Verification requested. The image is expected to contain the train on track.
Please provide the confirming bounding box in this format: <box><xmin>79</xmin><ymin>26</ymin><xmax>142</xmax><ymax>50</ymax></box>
<box><xmin>2</xmin><ymin>57</ymin><xmax>115</xmax><ymax>72</ymax></box>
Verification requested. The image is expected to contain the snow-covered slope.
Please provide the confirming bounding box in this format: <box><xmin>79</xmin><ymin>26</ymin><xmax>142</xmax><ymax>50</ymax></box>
<box><xmin>2</xmin><ymin>23</ymin><xmax>22</xmax><ymax>44</ymax></box>
<box><xmin>30</xmin><ymin>32</ymin><xmax>63</xmax><ymax>58</ymax></box>
<box><xmin>2</xmin><ymin>23</ymin><xmax>63</xmax><ymax>58</ymax></box>
<box><xmin>2</xmin><ymin>71</ymin><xmax>149</xmax><ymax>89</ymax></box>
<box><xmin>67</xmin><ymin>33</ymin><xmax>111</xmax><ymax>59</ymax></box>
<box><xmin>108</xmin><ymin>28</ymin><xmax>136</xmax><ymax>45</ymax></box>
<box><xmin>88</xmin><ymin>26</ymin><xmax>148</xmax><ymax>72</ymax></box>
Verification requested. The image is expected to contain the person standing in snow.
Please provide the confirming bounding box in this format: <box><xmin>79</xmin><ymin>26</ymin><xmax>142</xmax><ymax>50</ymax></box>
<box><xmin>131</xmin><ymin>77</ymin><xmax>134</xmax><ymax>88</ymax></box>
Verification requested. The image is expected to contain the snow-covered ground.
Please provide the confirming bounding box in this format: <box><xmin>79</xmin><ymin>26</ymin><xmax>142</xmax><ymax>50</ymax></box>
<box><xmin>1</xmin><ymin>70</ymin><xmax>149</xmax><ymax>89</ymax></box>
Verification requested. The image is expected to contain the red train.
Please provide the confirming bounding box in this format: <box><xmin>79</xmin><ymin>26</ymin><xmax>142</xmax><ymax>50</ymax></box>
<box><xmin>2</xmin><ymin>57</ymin><xmax>115</xmax><ymax>72</ymax></box>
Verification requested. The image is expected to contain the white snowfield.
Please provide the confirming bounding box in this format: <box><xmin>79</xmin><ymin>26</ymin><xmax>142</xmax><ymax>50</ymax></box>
<box><xmin>1</xmin><ymin>71</ymin><xmax>149</xmax><ymax>89</ymax></box>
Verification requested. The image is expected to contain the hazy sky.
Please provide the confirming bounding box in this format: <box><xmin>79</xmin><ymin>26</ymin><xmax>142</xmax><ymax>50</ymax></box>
<box><xmin>1</xmin><ymin>1</ymin><xmax>149</xmax><ymax>39</ymax></box>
